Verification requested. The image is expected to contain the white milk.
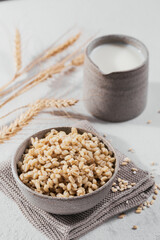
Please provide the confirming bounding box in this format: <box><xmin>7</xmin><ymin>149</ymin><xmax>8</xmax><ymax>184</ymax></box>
<box><xmin>90</xmin><ymin>43</ymin><xmax>145</xmax><ymax>74</ymax></box>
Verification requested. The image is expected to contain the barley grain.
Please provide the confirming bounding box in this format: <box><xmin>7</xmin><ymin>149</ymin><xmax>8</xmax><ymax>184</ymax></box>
<box><xmin>131</xmin><ymin>183</ymin><xmax>136</xmax><ymax>186</ymax></box>
<box><xmin>153</xmin><ymin>195</ymin><xmax>157</xmax><ymax>200</ymax></box>
<box><xmin>154</xmin><ymin>190</ymin><xmax>158</xmax><ymax>195</ymax></box>
<box><xmin>131</xmin><ymin>168</ymin><xmax>138</xmax><ymax>171</ymax></box>
<box><xmin>157</xmin><ymin>185</ymin><xmax>160</xmax><ymax>190</ymax></box>
<box><xmin>123</xmin><ymin>157</ymin><xmax>130</xmax><ymax>163</ymax></box>
<box><xmin>132</xmin><ymin>225</ymin><xmax>138</xmax><ymax>230</ymax></box>
<box><xmin>150</xmin><ymin>200</ymin><xmax>154</xmax><ymax>205</ymax></box>
<box><xmin>18</xmin><ymin>128</ymin><xmax>116</xmax><ymax>197</ymax></box>
<box><xmin>147</xmin><ymin>120</ymin><xmax>151</xmax><ymax>124</ymax></box>
<box><xmin>135</xmin><ymin>209</ymin><xmax>141</xmax><ymax>214</ymax></box>
<box><xmin>118</xmin><ymin>214</ymin><xmax>125</xmax><ymax>219</ymax></box>
<box><xmin>128</xmin><ymin>148</ymin><xmax>134</xmax><ymax>153</ymax></box>
<box><xmin>121</xmin><ymin>162</ymin><xmax>128</xmax><ymax>166</ymax></box>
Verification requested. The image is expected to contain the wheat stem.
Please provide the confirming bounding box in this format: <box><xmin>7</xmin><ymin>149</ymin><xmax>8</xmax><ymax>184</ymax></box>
<box><xmin>0</xmin><ymin>74</ymin><xmax>18</xmax><ymax>92</ymax></box>
<box><xmin>0</xmin><ymin>105</ymin><xmax>28</xmax><ymax>120</ymax></box>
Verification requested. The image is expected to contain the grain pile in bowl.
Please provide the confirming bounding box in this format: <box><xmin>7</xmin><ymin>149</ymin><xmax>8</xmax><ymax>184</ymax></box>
<box><xmin>18</xmin><ymin>128</ymin><xmax>116</xmax><ymax>198</ymax></box>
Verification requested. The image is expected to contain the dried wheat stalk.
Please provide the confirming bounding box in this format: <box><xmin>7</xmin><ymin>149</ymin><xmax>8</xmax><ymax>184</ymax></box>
<box><xmin>15</xmin><ymin>29</ymin><xmax>22</xmax><ymax>72</ymax></box>
<box><xmin>21</xmin><ymin>32</ymin><xmax>81</xmax><ymax>74</ymax></box>
<box><xmin>0</xmin><ymin>54</ymin><xmax>85</xmax><ymax>98</ymax></box>
<box><xmin>0</xmin><ymin>29</ymin><xmax>22</xmax><ymax>92</ymax></box>
<box><xmin>0</xmin><ymin>75</ymin><xmax>17</xmax><ymax>92</ymax></box>
<box><xmin>22</xmin><ymin>26</ymin><xmax>75</xmax><ymax>72</ymax></box>
<box><xmin>39</xmin><ymin>33</ymin><xmax>81</xmax><ymax>63</ymax></box>
<box><xmin>0</xmin><ymin>105</ymin><xmax>28</xmax><ymax>120</ymax></box>
<box><xmin>0</xmin><ymin>98</ymin><xmax>78</xmax><ymax>143</ymax></box>
<box><xmin>0</xmin><ymin>31</ymin><xmax>80</xmax><ymax>93</ymax></box>
<box><xmin>0</xmin><ymin>53</ymin><xmax>84</xmax><ymax>109</ymax></box>
<box><xmin>71</xmin><ymin>53</ymin><xmax>85</xmax><ymax>66</ymax></box>
<box><xmin>0</xmin><ymin>55</ymin><xmax>84</xmax><ymax>120</ymax></box>
<box><xmin>19</xmin><ymin>33</ymin><xmax>82</xmax><ymax>84</ymax></box>
<box><xmin>0</xmin><ymin>65</ymin><xmax>64</xmax><ymax>109</ymax></box>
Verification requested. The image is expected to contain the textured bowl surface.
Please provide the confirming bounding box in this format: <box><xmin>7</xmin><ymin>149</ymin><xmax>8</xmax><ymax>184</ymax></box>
<box><xmin>84</xmin><ymin>34</ymin><xmax>149</xmax><ymax>122</ymax></box>
<box><xmin>12</xmin><ymin>127</ymin><xmax>119</xmax><ymax>215</ymax></box>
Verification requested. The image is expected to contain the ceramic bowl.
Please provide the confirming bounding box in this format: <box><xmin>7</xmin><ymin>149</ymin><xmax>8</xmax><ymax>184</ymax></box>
<box><xmin>84</xmin><ymin>34</ymin><xmax>149</xmax><ymax>122</ymax></box>
<box><xmin>12</xmin><ymin>127</ymin><xmax>119</xmax><ymax>215</ymax></box>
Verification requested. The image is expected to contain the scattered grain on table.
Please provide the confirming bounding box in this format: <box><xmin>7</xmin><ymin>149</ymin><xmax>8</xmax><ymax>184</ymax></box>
<box><xmin>147</xmin><ymin>120</ymin><xmax>152</xmax><ymax>124</ymax></box>
<box><xmin>128</xmin><ymin>148</ymin><xmax>134</xmax><ymax>153</ymax></box>
<box><xmin>132</xmin><ymin>225</ymin><xmax>138</xmax><ymax>230</ymax></box>
<box><xmin>118</xmin><ymin>213</ymin><xmax>126</xmax><ymax>219</ymax></box>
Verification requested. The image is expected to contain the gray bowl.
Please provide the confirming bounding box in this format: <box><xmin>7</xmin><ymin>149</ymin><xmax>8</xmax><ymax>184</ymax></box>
<box><xmin>12</xmin><ymin>127</ymin><xmax>119</xmax><ymax>215</ymax></box>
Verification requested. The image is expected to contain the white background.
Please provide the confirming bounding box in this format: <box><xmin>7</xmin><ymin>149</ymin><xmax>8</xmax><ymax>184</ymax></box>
<box><xmin>0</xmin><ymin>0</ymin><xmax>160</xmax><ymax>239</ymax></box>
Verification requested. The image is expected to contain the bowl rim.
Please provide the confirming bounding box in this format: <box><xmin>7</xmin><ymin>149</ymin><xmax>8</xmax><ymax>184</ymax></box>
<box><xmin>12</xmin><ymin>127</ymin><xmax>119</xmax><ymax>201</ymax></box>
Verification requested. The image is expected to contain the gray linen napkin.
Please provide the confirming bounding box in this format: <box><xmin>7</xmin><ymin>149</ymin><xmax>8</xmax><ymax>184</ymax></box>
<box><xmin>0</xmin><ymin>120</ymin><xmax>154</xmax><ymax>240</ymax></box>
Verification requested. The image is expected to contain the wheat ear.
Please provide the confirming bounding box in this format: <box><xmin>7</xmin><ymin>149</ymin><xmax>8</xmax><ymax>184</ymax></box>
<box><xmin>0</xmin><ymin>34</ymin><xmax>91</xmax><ymax>107</ymax></box>
<box><xmin>0</xmin><ymin>51</ymin><xmax>85</xmax><ymax>109</ymax></box>
<box><xmin>0</xmin><ymin>65</ymin><xmax>63</xmax><ymax>109</ymax></box>
<box><xmin>71</xmin><ymin>53</ymin><xmax>85</xmax><ymax>66</ymax></box>
<box><xmin>0</xmin><ymin>29</ymin><xmax>22</xmax><ymax>92</ymax></box>
<box><xmin>40</xmin><ymin>33</ymin><xmax>81</xmax><ymax>61</ymax></box>
<box><xmin>0</xmin><ymin>31</ymin><xmax>80</xmax><ymax>93</ymax></box>
<box><xmin>18</xmin><ymin>32</ymin><xmax>81</xmax><ymax>76</ymax></box>
<box><xmin>0</xmin><ymin>98</ymin><xmax>78</xmax><ymax>143</ymax></box>
<box><xmin>15</xmin><ymin>29</ymin><xmax>22</xmax><ymax>72</ymax></box>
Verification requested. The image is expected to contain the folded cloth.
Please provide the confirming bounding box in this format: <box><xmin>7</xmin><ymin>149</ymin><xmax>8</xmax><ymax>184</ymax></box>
<box><xmin>0</xmin><ymin>120</ymin><xmax>154</xmax><ymax>240</ymax></box>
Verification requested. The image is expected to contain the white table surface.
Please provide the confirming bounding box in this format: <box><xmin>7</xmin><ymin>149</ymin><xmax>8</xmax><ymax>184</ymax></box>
<box><xmin>0</xmin><ymin>0</ymin><xmax>160</xmax><ymax>239</ymax></box>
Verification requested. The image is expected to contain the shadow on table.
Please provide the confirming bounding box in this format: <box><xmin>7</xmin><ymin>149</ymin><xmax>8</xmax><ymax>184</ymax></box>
<box><xmin>45</xmin><ymin>109</ymin><xmax>101</xmax><ymax>123</ymax></box>
<box><xmin>108</xmin><ymin>133</ymin><xmax>149</xmax><ymax>171</ymax></box>
<box><xmin>45</xmin><ymin>81</ymin><xmax>160</xmax><ymax>128</ymax></box>
<box><xmin>87</xmin><ymin>81</ymin><xmax>160</xmax><ymax>128</ymax></box>
<box><xmin>128</xmin><ymin>82</ymin><xmax>160</xmax><ymax>127</ymax></box>
<box><xmin>45</xmin><ymin>67</ymin><xmax>82</xmax><ymax>99</ymax></box>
